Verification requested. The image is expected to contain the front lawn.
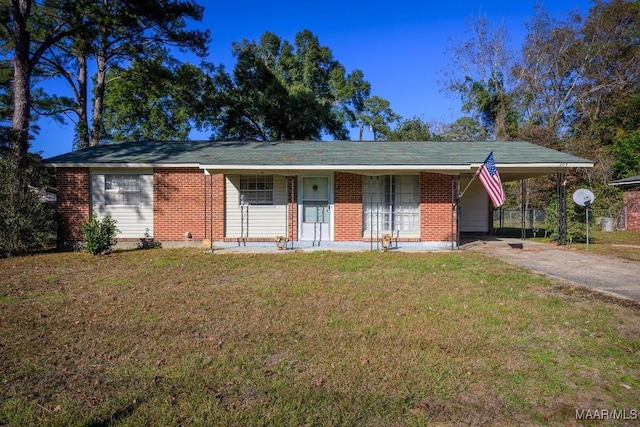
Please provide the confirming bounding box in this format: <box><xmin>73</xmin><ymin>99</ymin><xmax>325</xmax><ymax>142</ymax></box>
<box><xmin>569</xmin><ymin>230</ymin><xmax>640</xmax><ymax>261</ymax></box>
<box><xmin>1</xmin><ymin>250</ymin><xmax>638</xmax><ymax>426</ymax></box>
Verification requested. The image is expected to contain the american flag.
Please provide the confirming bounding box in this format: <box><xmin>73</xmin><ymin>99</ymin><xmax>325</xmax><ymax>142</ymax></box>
<box><xmin>477</xmin><ymin>152</ymin><xmax>506</xmax><ymax>207</ymax></box>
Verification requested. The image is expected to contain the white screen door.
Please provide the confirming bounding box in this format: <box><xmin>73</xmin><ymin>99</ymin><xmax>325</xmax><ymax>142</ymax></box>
<box><xmin>300</xmin><ymin>176</ymin><xmax>330</xmax><ymax>242</ymax></box>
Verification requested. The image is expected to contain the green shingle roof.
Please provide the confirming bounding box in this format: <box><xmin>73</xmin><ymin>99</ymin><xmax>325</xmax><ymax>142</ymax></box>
<box><xmin>45</xmin><ymin>139</ymin><xmax>593</xmax><ymax>168</ymax></box>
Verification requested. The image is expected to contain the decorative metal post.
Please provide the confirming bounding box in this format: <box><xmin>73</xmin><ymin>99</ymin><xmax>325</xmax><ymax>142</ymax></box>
<box><xmin>557</xmin><ymin>173</ymin><xmax>567</xmax><ymax>246</ymax></box>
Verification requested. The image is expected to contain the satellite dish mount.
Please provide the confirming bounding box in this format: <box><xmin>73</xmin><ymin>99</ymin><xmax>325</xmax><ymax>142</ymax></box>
<box><xmin>572</xmin><ymin>189</ymin><xmax>595</xmax><ymax>247</ymax></box>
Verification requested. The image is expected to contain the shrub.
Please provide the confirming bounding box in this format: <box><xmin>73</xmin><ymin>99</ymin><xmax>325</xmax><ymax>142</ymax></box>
<box><xmin>544</xmin><ymin>194</ymin><xmax>586</xmax><ymax>243</ymax></box>
<box><xmin>0</xmin><ymin>156</ymin><xmax>56</xmax><ymax>257</ymax></box>
<box><xmin>81</xmin><ymin>211</ymin><xmax>118</xmax><ymax>255</ymax></box>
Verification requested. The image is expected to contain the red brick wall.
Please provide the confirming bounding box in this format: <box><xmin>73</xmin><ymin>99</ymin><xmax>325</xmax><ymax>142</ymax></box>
<box><xmin>420</xmin><ymin>172</ymin><xmax>456</xmax><ymax>242</ymax></box>
<box><xmin>201</xmin><ymin>173</ymin><xmax>226</xmax><ymax>242</ymax></box>
<box><xmin>286</xmin><ymin>176</ymin><xmax>298</xmax><ymax>241</ymax></box>
<box><xmin>211</xmin><ymin>174</ymin><xmax>225</xmax><ymax>240</ymax></box>
<box><xmin>624</xmin><ymin>187</ymin><xmax>640</xmax><ymax>231</ymax></box>
<box><xmin>154</xmin><ymin>168</ymin><xmax>206</xmax><ymax>241</ymax></box>
<box><xmin>56</xmin><ymin>168</ymin><xmax>90</xmax><ymax>243</ymax></box>
<box><xmin>334</xmin><ymin>172</ymin><xmax>363</xmax><ymax>241</ymax></box>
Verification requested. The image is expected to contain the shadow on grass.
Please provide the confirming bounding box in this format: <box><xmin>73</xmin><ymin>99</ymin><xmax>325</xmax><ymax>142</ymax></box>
<box><xmin>83</xmin><ymin>397</ymin><xmax>144</xmax><ymax>427</ymax></box>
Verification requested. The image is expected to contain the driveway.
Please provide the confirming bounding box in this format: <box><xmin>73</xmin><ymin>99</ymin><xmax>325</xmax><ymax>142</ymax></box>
<box><xmin>463</xmin><ymin>237</ymin><xmax>640</xmax><ymax>303</ymax></box>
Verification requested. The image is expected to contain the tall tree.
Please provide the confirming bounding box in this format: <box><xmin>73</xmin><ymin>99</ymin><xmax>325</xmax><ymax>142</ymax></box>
<box><xmin>212</xmin><ymin>30</ymin><xmax>374</xmax><ymax>141</ymax></box>
<box><xmin>90</xmin><ymin>0</ymin><xmax>209</xmax><ymax>147</ymax></box>
<box><xmin>36</xmin><ymin>0</ymin><xmax>210</xmax><ymax>148</ymax></box>
<box><xmin>0</xmin><ymin>1</ymin><xmax>63</xmax><ymax>255</ymax></box>
<box><xmin>0</xmin><ymin>58</ymin><xmax>13</xmax><ymax>144</ymax></box>
<box><xmin>512</xmin><ymin>1</ymin><xmax>640</xmax><ymax>225</ymax></box>
<box><xmin>512</xmin><ymin>1</ymin><xmax>640</xmax><ymax>141</ymax></box>
<box><xmin>513</xmin><ymin>5</ymin><xmax>587</xmax><ymax>143</ymax></box>
<box><xmin>443</xmin><ymin>14</ymin><xmax>517</xmax><ymax>139</ymax></box>
<box><xmin>612</xmin><ymin>131</ymin><xmax>640</xmax><ymax>179</ymax></box>
<box><xmin>356</xmin><ymin>96</ymin><xmax>400</xmax><ymax>141</ymax></box>
<box><xmin>102</xmin><ymin>52</ymin><xmax>220</xmax><ymax>141</ymax></box>
<box><xmin>575</xmin><ymin>0</ymin><xmax>640</xmax><ymax>144</ymax></box>
<box><xmin>441</xmin><ymin>116</ymin><xmax>488</xmax><ymax>141</ymax></box>
<box><xmin>1</xmin><ymin>0</ymin><xmax>80</xmax><ymax>168</ymax></box>
<box><xmin>384</xmin><ymin>117</ymin><xmax>433</xmax><ymax>141</ymax></box>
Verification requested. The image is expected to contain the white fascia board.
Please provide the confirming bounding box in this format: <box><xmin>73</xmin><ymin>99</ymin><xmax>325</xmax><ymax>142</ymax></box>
<box><xmin>199</xmin><ymin>164</ymin><xmax>472</xmax><ymax>172</ymax></box>
<box><xmin>90</xmin><ymin>167</ymin><xmax>153</xmax><ymax>174</ymax></box>
<box><xmin>45</xmin><ymin>163</ymin><xmax>201</xmax><ymax>168</ymax></box>
<box><xmin>471</xmin><ymin>162</ymin><xmax>594</xmax><ymax>169</ymax></box>
<box><xmin>610</xmin><ymin>180</ymin><xmax>640</xmax><ymax>186</ymax></box>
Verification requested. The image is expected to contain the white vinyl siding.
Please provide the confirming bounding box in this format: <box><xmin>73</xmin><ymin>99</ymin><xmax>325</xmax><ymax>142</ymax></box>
<box><xmin>363</xmin><ymin>175</ymin><xmax>420</xmax><ymax>237</ymax></box>
<box><xmin>225</xmin><ymin>175</ymin><xmax>287</xmax><ymax>238</ymax></box>
<box><xmin>91</xmin><ymin>169</ymin><xmax>153</xmax><ymax>238</ymax></box>
<box><xmin>459</xmin><ymin>178</ymin><xmax>489</xmax><ymax>233</ymax></box>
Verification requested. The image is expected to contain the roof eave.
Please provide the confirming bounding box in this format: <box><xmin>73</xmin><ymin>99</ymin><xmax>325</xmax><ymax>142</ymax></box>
<box><xmin>199</xmin><ymin>165</ymin><xmax>475</xmax><ymax>176</ymax></box>
<box><xmin>609</xmin><ymin>180</ymin><xmax>640</xmax><ymax>186</ymax></box>
<box><xmin>486</xmin><ymin>162</ymin><xmax>594</xmax><ymax>169</ymax></box>
<box><xmin>45</xmin><ymin>162</ymin><xmax>201</xmax><ymax>168</ymax></box>
<box><xmin>44</xmin><ymin>161</ymin><xmax>594</xmax><ymax>173</ymax></box>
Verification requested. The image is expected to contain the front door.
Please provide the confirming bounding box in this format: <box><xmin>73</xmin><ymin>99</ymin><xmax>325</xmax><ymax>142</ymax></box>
<box><xmin>300</xmin><ymin>176</ymin><xmax>331</xmax><ymax>242</ymax></box>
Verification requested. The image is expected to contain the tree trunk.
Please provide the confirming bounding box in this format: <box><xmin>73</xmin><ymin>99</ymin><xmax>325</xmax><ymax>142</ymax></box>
<box><xmin>76</xmin><ymin>54</ymin><xmax>90</xmax><ymax>149</ymax></box>
<box><xmin>90</xmin><ymin>33</ymin><xmax>108</xmax><ymax>147</ymax></box>
<box><xmin>10</xmin><ymin>0</ymin><xmax>32</xmax><ymax>170</ymax></box>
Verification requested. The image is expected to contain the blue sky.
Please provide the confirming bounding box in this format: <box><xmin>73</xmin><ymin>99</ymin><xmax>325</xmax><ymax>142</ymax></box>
<box><xmin>33</xmin><ymin>0</ymin><xmax>593</xmax><ymax>158</ymax></box>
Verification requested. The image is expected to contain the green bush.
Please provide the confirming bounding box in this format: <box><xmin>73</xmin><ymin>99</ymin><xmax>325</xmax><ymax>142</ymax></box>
<box><xmin>0</xmin><ymin>156</ymin><xmax>56</xmax><ymax>257</ymax></box>
<box><xmin>81</xmin><ymin>211</ymin><xmax>118</xmax><ymax>255</ymax></box>
<box><xmin>544</xmin><ymin>194</ymin><xmax>586</xmax><ymax>243</ymax></box>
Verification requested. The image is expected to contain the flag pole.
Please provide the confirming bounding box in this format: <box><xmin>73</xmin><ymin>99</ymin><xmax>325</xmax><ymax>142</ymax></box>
<box><xmin>457</xmin><ymin>168</ymin><xmax>481</xmax><ymax>202</ymax></box>
<box><xmin>455</xmin><ymin>151</ymin><xmax>494</xmax><ymax>208</ymax></box>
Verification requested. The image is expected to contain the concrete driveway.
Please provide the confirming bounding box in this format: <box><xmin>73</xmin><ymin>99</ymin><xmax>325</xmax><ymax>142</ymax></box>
<box><xmin>463</xmin><ymin>237</ymin><xmax>640</xmax><ymax>303</ymax></box>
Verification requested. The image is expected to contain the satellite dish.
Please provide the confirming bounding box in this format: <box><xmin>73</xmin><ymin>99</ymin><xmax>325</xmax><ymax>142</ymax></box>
<box><xmin>573</xmin><ymin>188</ymin><xmax>595</xmax><ymax>207</ymax></box>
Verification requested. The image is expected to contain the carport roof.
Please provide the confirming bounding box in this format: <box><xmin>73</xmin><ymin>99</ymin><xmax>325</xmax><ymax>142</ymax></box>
<box><xmin>609</xmin><ymin>175</ymin><xmax>640</xmax><ymax>186</ymax></box>
<box><xmin>45</xmin><ymin>139</ymin><xmax>593</xmax><ymax>181</ymax></box>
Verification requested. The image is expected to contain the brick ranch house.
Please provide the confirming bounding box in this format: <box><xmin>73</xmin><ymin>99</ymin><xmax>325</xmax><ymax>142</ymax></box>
<box><xmin>609</xmin><ymin>175</ymin><xmax>640</xmax><ymax>231</ymax></box>
<box><xmin>45</xmin><ymin>140</ymin><xmax>593</xmax><ymax>250</ymax></box>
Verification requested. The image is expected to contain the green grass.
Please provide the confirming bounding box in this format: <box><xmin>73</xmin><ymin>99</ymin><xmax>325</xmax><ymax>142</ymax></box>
<box><xmin>568</xmin><ymin>230</ymin><xmax>640</xmax><ymax>261</ymax></box>
<box><xmin>497</xmin><ymin>228</ymin><xmax>640</xmax><ymax>261</ymax></box>
<box><xmin>1</xmin><ymin>249</ymin><xmax>639</xmax><ymax>426</ymax></box>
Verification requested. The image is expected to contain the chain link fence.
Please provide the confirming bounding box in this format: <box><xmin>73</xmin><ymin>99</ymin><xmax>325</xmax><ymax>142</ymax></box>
<box><xmin>493</xmin><ymin>209</ymin><xmax>547</xmax><ymax>232</ymax></box>
<box><xmin>494</xmin><ymin>208</ymin><xmax>628</xmax><ymax>233</ymax></box>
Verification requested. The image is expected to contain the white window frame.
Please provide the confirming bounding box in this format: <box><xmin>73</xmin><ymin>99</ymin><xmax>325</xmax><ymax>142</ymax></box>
<box><xmin>105</xmin><ymin>174</ymin><xmax>140</xmax><ymax>206</ymax></box>
<box><xmin>239</xmin><ymin>175</ymin><xmax>274</xmax><ymax>206</ymax></box>
<box><xmin>363</xmin><ymin>175</ymin><xmax>420</xmax><ymax>234</ymax></box>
